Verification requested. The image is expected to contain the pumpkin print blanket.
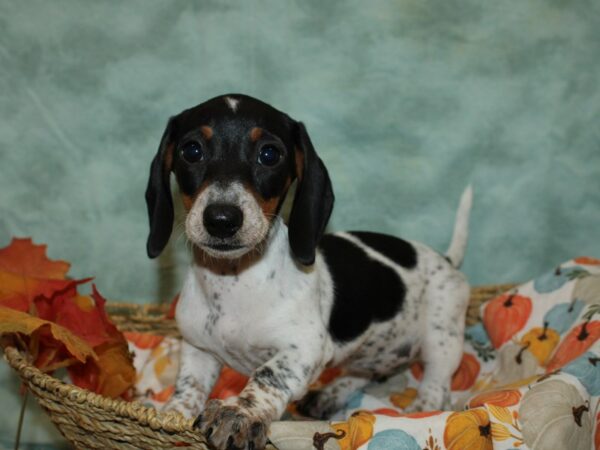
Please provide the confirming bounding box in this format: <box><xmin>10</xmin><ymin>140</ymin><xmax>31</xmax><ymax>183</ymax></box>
<box><xmin>127</xmin><ymin>257</ymin><xmax>600</xmax><ymax>450</ymax></box>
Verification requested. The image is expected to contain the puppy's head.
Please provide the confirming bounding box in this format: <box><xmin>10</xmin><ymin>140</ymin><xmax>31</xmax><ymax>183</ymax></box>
<box><xmin>146</xmin><ymin>94</ymin><xmax>334</xmax><ymax>265</ymax></box>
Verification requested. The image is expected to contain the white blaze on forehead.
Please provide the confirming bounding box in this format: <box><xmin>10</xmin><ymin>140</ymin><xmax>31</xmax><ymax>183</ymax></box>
<box><xmin>224</xmin><ymin>96</ymin><xmax>240</xmax><ymax>112</ymax></box>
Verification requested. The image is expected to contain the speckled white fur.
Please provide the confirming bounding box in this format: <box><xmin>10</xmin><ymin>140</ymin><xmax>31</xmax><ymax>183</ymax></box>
<box><xmin>167</xmin><ymin>186</ymin><xmax>472</xmax><ymax>445</ymax></box>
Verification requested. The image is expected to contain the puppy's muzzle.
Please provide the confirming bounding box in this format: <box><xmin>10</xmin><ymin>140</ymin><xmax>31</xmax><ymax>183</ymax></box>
<box><xmin>203</xmin><ymin>203</ymin><xmax>244</xmax><ymax>239</ymax></box>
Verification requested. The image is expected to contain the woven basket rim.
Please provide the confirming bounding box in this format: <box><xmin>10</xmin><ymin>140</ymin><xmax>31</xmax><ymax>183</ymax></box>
<box><xmin>2</xmin><ymin>283</ymin><xmax>516</xmax><ymax>439</ymax></box>
<box><xmin>3</xmin><ymin>346</ymin><xmax>198</xmax><ymax>434</ymax></box>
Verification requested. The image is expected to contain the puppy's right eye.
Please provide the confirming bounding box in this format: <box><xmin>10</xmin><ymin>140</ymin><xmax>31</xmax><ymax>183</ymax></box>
<box><xmin>181</xmin><ymin>141</ymin><xmax>204</xmax><ymax>163</ymax></box>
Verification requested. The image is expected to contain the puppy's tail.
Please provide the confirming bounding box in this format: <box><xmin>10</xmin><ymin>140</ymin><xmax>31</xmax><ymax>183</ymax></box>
<box><xmin>445</xmin><ymin>185</ymin><xmax>473</xmax><ymax>269</ymax></box>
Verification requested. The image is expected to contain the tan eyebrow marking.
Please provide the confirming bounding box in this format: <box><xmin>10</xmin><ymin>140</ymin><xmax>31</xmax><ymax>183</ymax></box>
<box><xmin>250</xmin><ymin>127</ymin><xmax>263</xmax><ymax>142</ymax></box>
<box><xmin>200</xmin><ymin>126</ymin><xmax>213</xmax><ymax>140</ymax></box>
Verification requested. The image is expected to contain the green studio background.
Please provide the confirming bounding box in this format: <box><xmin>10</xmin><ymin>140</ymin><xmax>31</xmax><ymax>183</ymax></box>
<box><xmin>0</xmin><ymin>1</ymin><xmax>599</xmax><ymax>448</ymax></box>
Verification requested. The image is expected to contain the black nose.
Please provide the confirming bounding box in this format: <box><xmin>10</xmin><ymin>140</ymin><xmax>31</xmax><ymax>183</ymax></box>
<box><xmin>203</xmin><ymin>204</ymin><xmax>243</xmax><ymax>239</ymax></box>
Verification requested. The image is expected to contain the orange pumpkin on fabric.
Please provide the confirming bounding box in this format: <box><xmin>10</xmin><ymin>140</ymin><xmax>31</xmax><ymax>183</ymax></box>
<box><xmin>574</xmin><ymin>256</ymin><xmax>600</xmax><ymax>265</ymax></box>
<box><xmin>124</xmin><ymin>331</ymin><xmax>164</xmax><ymax>350</ymax></box>
<box><xmin>483</xmin><ymin>293</ymin><xmax>532</xmax><ymax>349</ymax></box>
<box><xmin>546</xmin><ymin>320</ymin><xmax>600</xmax><ymax>372</ymax></box>
<box><xmin>468</xmin><ymin>389</ymin><xmax>522</xmax><ymax>408</ymax></box>
<box><xmin>331</xmin><ymin>410</ymin><xmax>376</xmax><ymax>450</ymax></box>
<box><xmin>152</xmin><ymin>385</ymin><xmax>175</xmax><ymax>402</ymax></box>
<box><xmin>444</xmin><ymin>409</ymin><xmax>493</xmax><ymax>450</ymax></box>
<box><xmin>519</xmin><ymin>326</ymin><xmax>560</xmax><ymax>366</ymax></box>
<box><xmin>390</xmin><ymin>387</ymin><xmax>418</xmax><ymax>409</ymax></box>
<box><xmin>372</xmin><ymin>408</ymin><xmax>402</xmax><ymax>417</ymax></box>
<box><xmin>451</xmin><ymin>353</ymin><xmax>481</xmax><ymax>390</ymax></box>
<box><xmin>410</xmin><ymin>353</ymin><xmax>480</xmax><ymax>391</ymax></box>
<box><xmin>209</xmin><ymin>367</ymin><xmax>249</xmax><ymax>400</ymax></box>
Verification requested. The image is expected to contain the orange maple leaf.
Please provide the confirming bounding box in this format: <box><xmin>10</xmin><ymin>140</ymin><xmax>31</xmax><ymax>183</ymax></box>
<box><xmin>0</xmin><ymin>238</ymin><xmax>70</xmax><ymax>279</ymax></box>
<box><xmin>0</xmin><ymin>238</ymin><xmax>92</xmax><ymax>312</ymax></box>
<box><xmin>68</xmin><ymin>339</ymin><xmax>135</xmax><ymax>398</ymax></box>
<box><xmin>0</xmin><ymin>239</ymin><xmax>136</xmax><ymax>398</ymax></box>
<box><xmin>63</xmin><ymin>286</ymin><xmax>136</xmax><ymax>398</ymax></box>
<box><xmin>35</xmin><ymin>286</ymin><xmax>118</xmax><ymax>348</ymax></box>
<box><xmin>0</xmin><ymin>306</ymin><xmax>97</xmax><ymax>364</ymax></box>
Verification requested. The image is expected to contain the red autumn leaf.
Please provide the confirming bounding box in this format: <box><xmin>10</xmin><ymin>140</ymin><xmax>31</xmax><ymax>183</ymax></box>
<box><xmin>0</xmin><ymin>306</ymin><xmax>96</xmax><ymax>366</ymax></box>
<box><xmin>64</xmin><ymin>286</ymin><xmax>136</xmax><ymax>398</ymax></box>
<box><xmin>35</xmin><ymin>286</ymin><xmax>118</xmax><ymax>348</ymax></box>
<box><xmin>68</xmin><ymin>339</ymin><xmax>135</xmax><ymax>398</ymax></box>
<box><xmin>0</xmin><ymin>238</ymin><xmax>136</xmax><ymax>398</ymax></box>
<box><xmin>0</xmin><ymin>270</ymin><xmax>88</xmax><ymax>312</ymax></box>
<box><xmin>0</xmin><ymin>238</ymin><xmax>92</xmax><ymax>312</ymax></box>
<box><xmin>0</xmin><ymin>238</ymin><xmax>70</xmax><ymax>279</ymax></box>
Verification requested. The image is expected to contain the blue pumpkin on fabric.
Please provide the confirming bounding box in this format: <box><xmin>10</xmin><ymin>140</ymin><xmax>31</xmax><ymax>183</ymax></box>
<box><xmin>562</xmin><ymin>351</ymin><xmax>600</xmax><ymax>396</ymax></box>
<box><xmin>345</xmin><ymin>390</ymin><xmax>365</xmax><ymax>410</ymax></box>
<box><xmin>543</xmin><ymin>300</ymin><xmax>585</xmax><ymax>334</ymax></box>
<box><xmin>533</xmin><ymin>266</ymin><xmax>588</xmax><ymax>293</ymax></box>
<box><xmin>367</xmin><ymin>430</ymin><xmax>421</xmax><ymax>450</ymax></box>
<box><xmin>465</xmin><ymin>322</ymin><xmax>491</xmax><ymax>345</ymax></box>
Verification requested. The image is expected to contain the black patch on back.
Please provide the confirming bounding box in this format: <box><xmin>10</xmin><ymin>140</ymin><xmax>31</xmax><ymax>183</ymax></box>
<box><xmin>348</xmin><ymin>232</ymin><xmax>417</xmax><ymax>269</ymax></box>
<box><xmin>320</xmin><ymin>234</ymin><xmax>408</xmax><ymax>342</ymax></box>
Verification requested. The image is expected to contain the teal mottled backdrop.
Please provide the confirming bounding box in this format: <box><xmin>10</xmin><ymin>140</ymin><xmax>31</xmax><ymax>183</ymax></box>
<box><xmin>0</xmin><ymin>0</ymin><xmax>599</xmax><ymax>447</ymax></box>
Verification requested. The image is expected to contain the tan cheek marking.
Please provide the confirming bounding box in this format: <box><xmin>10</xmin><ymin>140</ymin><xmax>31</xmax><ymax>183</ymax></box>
<box><xmin>244</xmin><ymin>179</ymin><xmax>292</xmax><ymax>221</ymax></box>
<box><xmin>181</xmin><ymin>181</ymin><xmax>210</xmax><ymax>212</ymax></box>
<box><xmin>294</xmin><ymin>147</ymin><xmax>304</xmax><ymax>182</ymax></box>
<box><xmin>260</xmin><ymin>197</ymin><xmax>280</xmax><ymax>219</ymax></box>
<box><xmin>250</xmin><ymin>127</ymin><xmax>263</xmax><ymax>142</ymax></box>
<box><xmin>181</xmin><ymin>194</ymin><xmax>194</xmax><ymax>211</ymax></box>
<box><xmin>200</xmin><ymin>126</ymin><xmax>213</xmax><ymax>140</ymax></box>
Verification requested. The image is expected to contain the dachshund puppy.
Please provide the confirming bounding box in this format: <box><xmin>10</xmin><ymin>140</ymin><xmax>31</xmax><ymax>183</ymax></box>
<box><xmin>146</xmin><ymin>94</ymin><xmax>471</xmax><ymax>450</ymax></box>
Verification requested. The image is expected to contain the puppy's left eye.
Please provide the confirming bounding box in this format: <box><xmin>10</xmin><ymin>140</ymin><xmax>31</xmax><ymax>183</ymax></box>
<box><xmin>181</xmin><ymin>141</ymin><xmax>204</xmax><ymax>163</ymax></box>
<box><xmin>257</xmin><ymin>145</ymin><xmax>282</xmax><ymax>166</ymax></box>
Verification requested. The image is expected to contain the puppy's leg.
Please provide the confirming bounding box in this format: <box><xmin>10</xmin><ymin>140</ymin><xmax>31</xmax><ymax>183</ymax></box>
<box><xmin>164</xmin><ymin>340</ymin><xmax>222</xmax><ymax>418</ymax></box>
<box><xmin>408</xmin><ymin>270</ymin><xmax>470</xmax><ymax>412</ymax></box>
<box><xmin>295</xmin><ymin>375</ymin><xmax>369</xmax><ymax>419</ymax></box>
<box><xmin>196</xmin><ymin>347</ymin><xmax>327</xmax><ymax>450</ymax></box>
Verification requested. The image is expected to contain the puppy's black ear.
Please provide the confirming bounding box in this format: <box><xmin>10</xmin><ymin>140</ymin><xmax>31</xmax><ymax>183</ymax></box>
<box><xmin>288</xmin><ymin>122</ymin><xmax>335</xmax><ymax>265</ymax></box>
<box><xmin>145</xmin><ymin>118</ymin><xmax>175</xmax><ymax>258</ymax></box>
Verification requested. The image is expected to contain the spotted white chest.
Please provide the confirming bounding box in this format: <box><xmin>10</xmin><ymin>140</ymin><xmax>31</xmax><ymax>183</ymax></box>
<box><xmin>176</xmin><ymin>222</ymin><xmax>332</xmax><ymax>375</ymax></box>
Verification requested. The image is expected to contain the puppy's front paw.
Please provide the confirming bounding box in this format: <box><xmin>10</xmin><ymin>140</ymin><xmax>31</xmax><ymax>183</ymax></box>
<box><xmin>194</xmin><ymin>399</ymin><xmax>269</xmax><ymax>450</ymax></box>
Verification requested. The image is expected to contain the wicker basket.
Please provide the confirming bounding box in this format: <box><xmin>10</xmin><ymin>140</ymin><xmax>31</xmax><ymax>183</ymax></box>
<box><xmin>3</xmin><ymin>284</ymin><xmax>515</xmax><ymax>450</ymax></box>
